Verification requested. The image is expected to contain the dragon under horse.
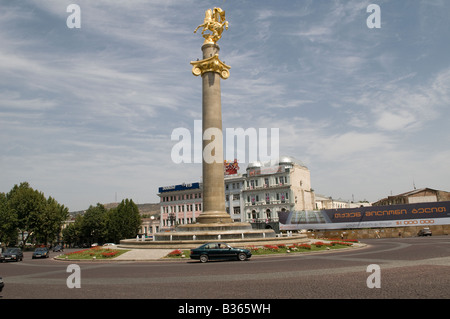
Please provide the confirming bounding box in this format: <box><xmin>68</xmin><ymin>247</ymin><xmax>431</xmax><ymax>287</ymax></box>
<box><xmin>194</xmin><ymin>7</ymin><xmax>228</xmax><ymax>44</ymax></box>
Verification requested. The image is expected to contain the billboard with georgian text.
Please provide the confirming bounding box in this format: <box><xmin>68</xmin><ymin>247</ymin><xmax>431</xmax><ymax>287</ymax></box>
<box><xmin>279</xmin><ymin>201</ymin><xmax>450</xmax><ymax>230</ymax></box>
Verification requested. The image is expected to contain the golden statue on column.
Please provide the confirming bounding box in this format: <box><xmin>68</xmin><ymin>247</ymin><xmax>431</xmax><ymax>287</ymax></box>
<box><xmin>191</xmin><ymin>7</ymin><xmax>231</xmax><ymax>79</ymax></box>
<box><xmin>194</xmin><ymin>7</ymin><xmax>229</xmax><ymax>44</ymax></box>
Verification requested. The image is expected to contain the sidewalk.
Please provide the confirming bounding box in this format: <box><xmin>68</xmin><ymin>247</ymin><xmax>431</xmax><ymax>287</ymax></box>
<box><xmin>114</xmin><ymin>249</ymin><xmax>174</xmax><ymax>261</ymax></box>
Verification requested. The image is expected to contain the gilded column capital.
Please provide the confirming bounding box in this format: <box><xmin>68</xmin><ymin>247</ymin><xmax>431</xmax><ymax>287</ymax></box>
<box><xmin>190</xmin><ymin>54</ymin><xmax>231</xmax><ymax>79</ymax></box>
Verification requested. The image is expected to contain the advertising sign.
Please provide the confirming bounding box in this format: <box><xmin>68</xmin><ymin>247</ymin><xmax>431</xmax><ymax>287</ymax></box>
<box><xmin>158</xmin><ymin>182</ymin><xmax>200</xmax><ymax>193</ymax></box>
<box><xmin>279</xmin><ymin>201</ymin><xmax>450</xmax><ymax>230</ymax></box>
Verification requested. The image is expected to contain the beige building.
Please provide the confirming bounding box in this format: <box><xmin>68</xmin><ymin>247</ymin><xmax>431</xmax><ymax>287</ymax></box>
<box><xmin>139</xmin><ymin>217</ymin><xmax>160</xmax><ymax>237</ymax></box>
<box><xmin>372</xmin><ymin>188</ymin><xmax>450</xmax><ymax>206</ymax></box>
<box><xmin>314</xmin><ymin>194</ymin><xmax>371</xmax><ymax>210</ymax></box>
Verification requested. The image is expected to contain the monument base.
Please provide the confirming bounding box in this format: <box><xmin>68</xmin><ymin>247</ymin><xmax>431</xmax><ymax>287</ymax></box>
<box><xmin>195</xmin><ymin>211</ymin><xmax>234</xmax><ymax>224</ymax></box>
<box><xmin>117</xmin><ymin>220</ymin><xmax>310</xmax><ymax>249</ymax></box>
<box><xmin>154</xmin><ymin>221</ymin><xmax>275</xmax><ymax>242</ymax></box>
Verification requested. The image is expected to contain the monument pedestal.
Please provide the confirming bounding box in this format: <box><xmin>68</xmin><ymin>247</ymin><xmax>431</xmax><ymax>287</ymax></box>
<box><xmin>154</xmin><ymin>222</ymin><xmax>276</xmax><ymax>242</ymax></box>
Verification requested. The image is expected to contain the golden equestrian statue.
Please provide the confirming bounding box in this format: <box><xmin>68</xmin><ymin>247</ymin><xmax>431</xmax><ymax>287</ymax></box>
<box><xmin>194</xmin><ymin>7</ymin><xmax>229</xmax><ymax>44</ymax></box>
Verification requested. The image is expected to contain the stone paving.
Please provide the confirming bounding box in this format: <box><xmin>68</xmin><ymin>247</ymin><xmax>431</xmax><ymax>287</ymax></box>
<box><xmin>114</xmin><ymin>248</ymin><xmax>174</xmax><ymax>261</ymax></box>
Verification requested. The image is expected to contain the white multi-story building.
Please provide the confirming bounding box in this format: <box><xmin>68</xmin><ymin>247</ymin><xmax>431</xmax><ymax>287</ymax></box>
<box><xmin>224</xmin><ymin>174</ymin><xmax>245</xmax><ymax>222</ymax></box>
<box><xmin>242</xmin><ymin>156</ymin><xmax>315</xmax><ymax>222</ymax></box>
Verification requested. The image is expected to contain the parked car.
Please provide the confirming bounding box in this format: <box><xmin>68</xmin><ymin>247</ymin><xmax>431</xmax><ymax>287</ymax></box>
<box><xmin>418</xmin><ymin>227</ymin><xmax>432</xmax><ymax>237</ymax></box>
<box><xmin>32</xmin><ymin>247</ymin><xmax>50</xmax><ymax>259</ymax></box>
<box><xmin>53</xmin><ymin>245</ymin><xmax>64</xmax><ymax>252</ymax></box>
<box><xmin>2</xmin><ymin>248</ymin><xmax>23</xmax><ymax>262</ymax></box>
<box><xmin>0</xmin><ymin>277</ymin><xmax>4</xmax><ymax>292</ymax></box>
<box><xmin>190</xmin><ymin>242</ymin><xmax>252</xmax><ymax>263</ymax></box>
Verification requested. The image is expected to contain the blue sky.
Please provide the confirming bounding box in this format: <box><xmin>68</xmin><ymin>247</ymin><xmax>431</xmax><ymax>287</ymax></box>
<box><xmin>1</xmin><ymin>0</ymin><xmax>450</xmax><ymax>211</ymax></box>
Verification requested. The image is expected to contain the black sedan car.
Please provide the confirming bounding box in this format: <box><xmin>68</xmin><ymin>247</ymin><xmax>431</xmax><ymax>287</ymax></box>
<box><xmin>2</xmin><ymin>248</ymin><xmax>23</xmax><ymax>262</ymax></box>
<box><xmin>190</xmin><ymin>242</ymin><xmax>252</xmax><ymax>263</ymax></box>
<box><xmin>32</xmin><ymin>247</ymin><xmax>50</xmax><ymax>259</ymax></box>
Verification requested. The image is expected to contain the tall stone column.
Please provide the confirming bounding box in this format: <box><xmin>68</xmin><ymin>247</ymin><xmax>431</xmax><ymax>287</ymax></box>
<box><xmin>191</xmin><ymin>43</ymin><xmax>232</xmax><ymax>224</ymax></box>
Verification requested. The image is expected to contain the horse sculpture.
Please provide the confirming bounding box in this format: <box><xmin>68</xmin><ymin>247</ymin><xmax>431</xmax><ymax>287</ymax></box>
<box><xmin>194</xmin><ymin>7</ymin><xmax>229</xmax><ymax>44</ymax></box>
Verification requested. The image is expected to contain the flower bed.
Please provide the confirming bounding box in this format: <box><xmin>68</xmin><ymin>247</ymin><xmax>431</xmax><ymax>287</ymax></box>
<box><xmin>60</xmin><ymin>247</ymin><xmax>128</xmax><ymax>260</ymax></box>
<box><xmin>168</xmin><ymin>249</ymin><xmax>183</xmax><ymax>256</ymax></box>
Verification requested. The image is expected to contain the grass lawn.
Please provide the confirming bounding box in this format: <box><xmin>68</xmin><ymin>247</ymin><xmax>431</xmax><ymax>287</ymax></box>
<box><xmin>57</xmin><ymin>246</ymin><xmax>129</xmax><ymax>260</ymax></box>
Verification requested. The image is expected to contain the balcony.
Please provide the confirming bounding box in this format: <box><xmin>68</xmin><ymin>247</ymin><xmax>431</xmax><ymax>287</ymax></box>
<box><xmin>244</xmin><ymin>182</ymin><xmax>290</xmax><ymax>191</ymax></box>
<box><xmin>245</xmin><ymin>200</ymin><xmax>292</xmax><ymax>207</ymax></box>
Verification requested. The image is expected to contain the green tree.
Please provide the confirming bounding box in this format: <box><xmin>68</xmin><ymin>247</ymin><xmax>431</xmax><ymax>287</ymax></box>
<box><xmin>33</xmin><ymin>197</ymin><xmax>69</xmax><ymax>245</ymax></box>
<box><xmin>0</xmin><ymin>192</ymin><xmax>18</xmax><ymax>246</ymax></box>
<box><xmin>81</xmin><ymin>203</ymin><xmax>108</xmax><ymax>245</ymax></box>
<box><xmin>62</xmin><ymin>214</ymin><xmax>83</xmax><ymax>247</ymax></box>
<box><xmin>106</xmin><ymin>199</ymin><xmax>141</xmax><ymax>243</ymax></box>
<box><xmin>4</xmin><ymin>182</ymin><xmax>69</xmax><ymax>247</ymax></box>
<box><xmin>6</xmin><ymin>182</ymin><xmax>47</xmax><ymax>247</ymax></box>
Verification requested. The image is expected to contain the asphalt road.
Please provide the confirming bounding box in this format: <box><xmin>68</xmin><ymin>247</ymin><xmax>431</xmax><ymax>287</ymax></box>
<box><xmin>1</xmin><ymin>236</ymin><xmax>449</xmax><ymax>303</ymax></box>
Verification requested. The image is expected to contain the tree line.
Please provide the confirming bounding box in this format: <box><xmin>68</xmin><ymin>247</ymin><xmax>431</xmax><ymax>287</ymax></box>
<box><xmin>0</xmin><ymin>182</ymin><xmax>142</xmax><ymax>248</ymax></box>
<box><xmin>62</xmin><ymin>199</ymin><xmax>142</xmax><ymax>247</ymax></box>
